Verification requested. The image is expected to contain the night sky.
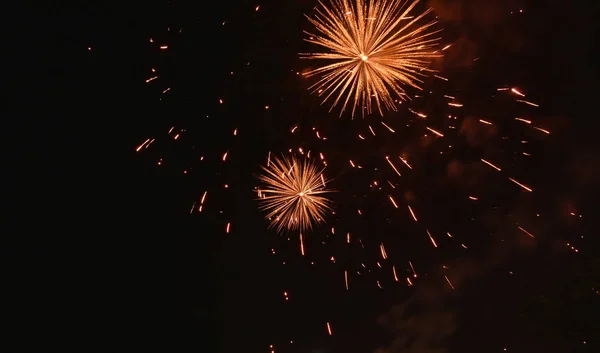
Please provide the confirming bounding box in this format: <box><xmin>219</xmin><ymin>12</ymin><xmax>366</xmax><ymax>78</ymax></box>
<box><xmin>9</xmin><ymin>0</ymin><xmax>600</xmax><ymax>352</ymax></box>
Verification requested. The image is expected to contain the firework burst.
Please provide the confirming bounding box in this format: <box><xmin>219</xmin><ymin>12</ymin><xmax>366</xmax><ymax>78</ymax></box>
<box><xmin>257</xmin><ymin>154</ymin><xmax>333</xmax><ymax>234</ymax></box>
<box><xmin>301</xmin><ymin>0</ymin><xmax>442</xmax><ymax>117</ymax></box>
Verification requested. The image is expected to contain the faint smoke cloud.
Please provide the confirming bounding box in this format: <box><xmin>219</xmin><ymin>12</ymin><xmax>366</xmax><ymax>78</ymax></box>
<box><xmin>428</xmin><ymin>0</ymin><xmax>519</xmax><ymax>26</ymax></box>
<box><xmin>374</xmin><ymin>289</ymin><xmax>457</xmax><ymax>353</ymax></box>
<box><xmin>428</xmin><ymin>0</ymin><xmax>525</xmax><ymax>67</ymax></box>
<box><xmin>374</xmin><ymin>230</ymin><xmax>534</xmax><ymax>353</ymax></box>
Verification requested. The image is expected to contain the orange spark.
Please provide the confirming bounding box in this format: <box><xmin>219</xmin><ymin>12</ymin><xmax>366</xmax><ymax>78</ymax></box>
<box><xmin>426</xmin><ymin>229</ymin><xmax>438</xmax><ymax>248</ymax></box>
<box><xmin>344</xmin><ymin>270</ymin><xmax>349</xmax><ymax>290</ymax></box>
<box><xmin>409</xmin><ymin>261</ymin><xmax>417</xmax><ymax>277</ymax></box>
<box><xmin>381</xmin><ymin>121</ymin><xmax>395</xmax><ymax>133</ymax></box>
<box><xmin>407</xmin><ymin>205</ymin><xmax>418</xmax><ymax>221</ymax></box>
<box><xmin>517</xmin><ymin>226</ymin><xmax>535</xmax><ymax>238</ymax></box>
<box><xmin>136</xmin><ymin>138</ymin><xmax>150</xmax><ymax>152</ymax></box>
<box><xmin>388</xmin><ymin>195</ymin><xmax>399</xmax><ymax>208</ymax></box>
<box><xmin>426</xmin><ymin>127</ymin><xmax>444</xmax><ymax>137</ymax></box>
<box><xmin>511</xmin><ymin>88</ymin><xmax>525</xmax><ymax>97</ymax></box>
<box><xmin>399</xmin><ymin>156</ymin><xmax>412</xmax><ymax>169</ymax></box>
<box><xmin>516</xmin><ymin>99</ymin><xmax>539</xmax><ymax>107</ymax></box>
<box><xmin>509</xmin><ymin>178</ymin><xmax>533</xmax><ymax>192</ymax></box>
<box><xmin>481</xmin><ymin>158</ymin><xmax>502</xmax><ymax>171</ymax></box>
<box><xmin>380</xmin><ymin>243</ymin><xmax>388</xmax><ymax>259</ymax></box>
<box><xmin>385</xmin><ymin>156</ymin><xmax>402</xmax><ymax>176</ymax></box>
<box><xmin>515</xmin><ymin>117</ymin><xmax>531</xmax><ymax>124</ymax></box>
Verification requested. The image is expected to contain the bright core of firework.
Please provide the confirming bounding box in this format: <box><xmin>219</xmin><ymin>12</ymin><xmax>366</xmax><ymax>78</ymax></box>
<box><xmin>257</xmin><ymin>155</ymin><xmax>333</xmax><ymax>234</ymax></box>
<box><xmin>301</xmin><ymin>0</ymin><xmax>442</xmax><ymax>117</ymax></box>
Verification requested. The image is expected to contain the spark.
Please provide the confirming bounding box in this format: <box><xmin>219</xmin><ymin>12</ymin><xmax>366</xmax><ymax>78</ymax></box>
<box><xmin>510</xmin><ymin>88</ymin><xmax>525</xmax><ymax>97</ymax></box>
<box><xmin>533</xmin><ymin>126</ymin><xmax>551</xmax><ymax>134</ymax></box>
<box><xmin>388</xmin><ymin>195</ymin><xmax>399</xmax><ymax>208</ymax></box>
<box><xmin>481</xmin><ymin>158</ymin><xmax>502</xmax><ymax>171</ymax></box>
<box><xmin>426</xmin><ymin>126</ymin><xmax>444</xmax><ymax>137</ymax></box>
<box><xmin>426</xmin><ymin>229</ymin><xmax>438</xmax><ymax>248</ymax></box>
<box><xmin>407</xmin><ymin>205</ymin><xmax>417</xmax><ymax>221</ymax></box>
<box><xmin>517</xmin><ymin>225</ymin><xmax>535</xmax><ymax>238</ymax></box>
<box><xmin>444</xmin><ymin>275</ymin><xmax>455</xmax><ymax>289</ymax></box>
<box><xmin>409</xmin><ymin>260</ymin><xmax>417</xmax><ymax>277</ymax></box>
<box><xmin>410</xmin><ymin>109</ymin><xmax>427</xmax><ymax>118</ymax></box>
<box><xmin>399</xmin><ymin>156</ymin><xmax>412</xmax><ymax>169</ymax></box>
<box><xmin>515</xmin><ymin>117</ymin><xmax>531</xmax><ymax>124</ymax></box>
<box><xmin>257</xmin><ymin>154</ymin><xmax>334</xmax><ymax>233</ymax></box>
<box><xmin>345</xmin><ymin>270</ymin><xmax>349</xmax><ymax>290</ymax></box>
<box><xmin>385</xmin><ymin>156</ymin><xmax>402</xmax><ymax>176</ymax></box>
<box><xmin>136</xmin><ymin>138</ymin><xmax>151</xmax><ymax>151</ymax></box>
<box><xmin>381</xmin><ymin>121</ymin><xmax>395</xmax><ymax>132</ymax></box>
<box><xmin>516</xmin><ymin>99</ymin><xmax>539</xmax><ymax>107</ymax></box>
<box><xmin>301</xmin><ymin>0</ymin><xmax>441</xmax><ymax>116</ymax></box>
<box><xmin>509</xmin><ymin>177</ymin><xmax>533</xmax><ymax>192</ymax></box>
<box><xmin>368</xmin><ymin>125</ymin><xmax>376</xmax><ymax>136</ymax></box>
<box><xmin>380</xmin><ymin>243</ymin><xmax>388</xmax><ymax>259</ymax></box>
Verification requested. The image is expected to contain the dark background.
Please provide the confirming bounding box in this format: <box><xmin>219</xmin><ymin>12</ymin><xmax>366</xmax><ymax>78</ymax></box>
<box><xmin>8</xmin><ymin>0</ymin><xmax>599</xmax><ymax>352</ymax></box>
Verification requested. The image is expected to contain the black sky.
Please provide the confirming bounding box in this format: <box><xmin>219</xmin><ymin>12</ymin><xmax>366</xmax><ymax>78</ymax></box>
<box><xmin>7</xmin><ymin>0</ymin><xmax>600</xmax><ymax>352</ymax></box>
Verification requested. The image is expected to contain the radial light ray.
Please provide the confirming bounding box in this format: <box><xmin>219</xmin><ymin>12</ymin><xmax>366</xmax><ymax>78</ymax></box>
<box><xmin>301</xmin><ymin>0</ymin><xmax>442</xmax><ymax>117</ymax></box>
<box><xmin>257</xmin><ymin>154</ymin><xmax>334</xmax><ymax>233</ymax></box>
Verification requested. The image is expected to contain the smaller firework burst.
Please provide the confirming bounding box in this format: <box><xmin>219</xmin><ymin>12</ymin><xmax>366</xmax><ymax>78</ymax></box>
<box><xmin>257</xmin><ymin>154</ymin><xmax>333</xmax><ymax>233</ymax></box>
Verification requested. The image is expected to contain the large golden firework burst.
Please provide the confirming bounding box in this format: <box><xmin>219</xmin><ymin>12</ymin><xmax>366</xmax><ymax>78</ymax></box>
<box><xmin>301</xmin><ymin>0</ymin><xmax>442</xmax><ymax>117</ymax></box>
<box><xmin>257</xmin><ymin>154</ymin><xmax>333</xmax><ymax>234</ymax></box>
